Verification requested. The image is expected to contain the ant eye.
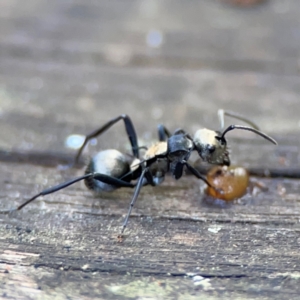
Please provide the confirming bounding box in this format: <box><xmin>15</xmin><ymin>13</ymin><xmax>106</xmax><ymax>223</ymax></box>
<box><xmin>215</xmin><ymin>136</ymin><xmax>226</xmax><ymax>146</ymax></box>
<box><xmin>208</xmin><ymin>145</ymin><xmax>216</xmax><ymax>153</ymax></box>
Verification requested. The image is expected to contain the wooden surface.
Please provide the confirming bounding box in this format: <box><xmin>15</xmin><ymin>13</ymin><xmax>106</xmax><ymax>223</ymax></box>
<box><xmin>0</xmin><ymin>0</ymin><xmax>300</xmax><ymax>299</ymax></box>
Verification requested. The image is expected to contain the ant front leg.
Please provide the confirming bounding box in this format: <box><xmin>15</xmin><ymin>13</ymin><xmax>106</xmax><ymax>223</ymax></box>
<box><xmin>157</xmin><ymin>124</ymin><xmax>171</xmax><ymax>142</ymax></box>
<box><xmin>75</xmin><ymin>114</ymin><xmax>139</xmax><ymax>164</ymax></box>
<box><xmin>157</xmin><ymin>125</ymin><xmax>187</xmax><ymax>142</ymax></box>
<box><xmin>182</xmin><ymin>161</ymin><xmax>215</xmax><ymax>188</ymax></box>
<box><xmin>172</xmin><ymin>162</ymin><xmax>185</xmax><ymax>180</ymax></box>
<box><xmin>183</xmin><ymin>161</ymin><xmax>226</xmax><ymax>196</ymax></box>
<box><xmin>173</xmin><ymin>128</ymin><xmax>187</xmax><ymax>135</ymax></box>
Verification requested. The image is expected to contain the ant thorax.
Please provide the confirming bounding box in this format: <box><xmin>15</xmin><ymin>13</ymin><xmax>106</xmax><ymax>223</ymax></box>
<box><xmin>143</xmin><ymin>142</ymin><xmax>169</xmax><ymax>185</ymax></box>
<box><xmin>144</xmin><ymin>142</ymin><xmax>168</xmax><ymax>160</ymax></box>
<box><xmin>167</xmin><ymin>134</ymin><xmax>193</xmax><ymax>160</ymax></box>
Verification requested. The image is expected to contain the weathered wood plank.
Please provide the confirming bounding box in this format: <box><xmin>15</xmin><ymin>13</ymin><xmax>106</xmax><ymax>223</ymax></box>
<box><xmin>0</xmin><ymin>0</ymin><xmax>300</xmax><ymax>299</ymax></box>
<box><xmin>0</xmin><ymin>0</ymin><xmax>299</xmax><ymax>155</ymax></box>
<box><xmin>1</xmin><ymin>184</ymin><xmax>300</xmax><ymax>299</ymax></box>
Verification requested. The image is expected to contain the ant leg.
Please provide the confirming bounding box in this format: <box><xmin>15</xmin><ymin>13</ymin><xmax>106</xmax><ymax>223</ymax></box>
<box><xmin>120</xmin><ymin>168</ymin><xmax>152</xmax><ymax>235</ymax></box>
<box><xmin>172</xmin><ymin>162</ymin><xmax>185</xmax><ymax>180</ymax></box>
<box><xmin>173</xmin><ymin>128</ymin><xmax>186</xmax><ymax>135</ymax></box>
<box><xmin>7</xmin><ymin>174</ymin><xmax>93</xmax><ymax>211</ymax></box>
<box><xmin>157</xmin><ymin>124</ymin><xmax>171</xmax><ymax>141</ymax></box>
<box><xmin>2</xmin><ymin>173</ymin><xmax>135</xmax><ymax>212</ymax></box>
<box><xmin>183</xmin><ymin>161</ymin><xmax>214</xmax><ymax>188</ymax></box>
<box><xmin>158</xmin><ymin>125</ymin><xmax>187</xmax><ymax>141</ymax></box>
<box><xmin>144</xmin><ymin>171</ymin><xmax>155</xmax><ymax>186</ymax></box>
<box><xmin>218</xmin><ymin>109</ymin><xmax>260</xmax><ymax>131</ymax></box>
<box><xmin>92</xmin><ymin>173</ymin><xmax>135</xmax><ymax>188</ymax></box>
<box><xmin>75</xmin><ymin>114</ymin><xmax>139</xmax><ymax>164</ymax></box>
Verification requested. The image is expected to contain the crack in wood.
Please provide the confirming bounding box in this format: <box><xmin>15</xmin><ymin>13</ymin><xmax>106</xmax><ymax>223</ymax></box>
<box><xmin>32</xmin><ymin>262</ymin><xmax>249</xmax><ymax>278</ymax></box>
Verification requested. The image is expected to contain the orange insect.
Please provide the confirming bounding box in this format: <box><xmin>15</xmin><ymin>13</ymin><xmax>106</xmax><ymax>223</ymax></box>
<box><xmin>206</xmin><ymin>165</ymin><xmax>249</xmax><ymax>201</ymax></box>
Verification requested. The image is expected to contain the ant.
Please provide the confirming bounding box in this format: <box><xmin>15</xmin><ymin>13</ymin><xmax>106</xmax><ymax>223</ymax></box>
<box><xmin>2</xmin><ymin>111</ymin><xmax>277</xmax><ymax>237</ymax></box>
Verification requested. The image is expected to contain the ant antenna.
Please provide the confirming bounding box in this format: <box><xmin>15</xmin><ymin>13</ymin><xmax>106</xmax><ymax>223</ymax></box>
<box><xmin>218</xmin><ymin>109</ymin><xmax>260</xmax><ymax>131</ymax></box>
<box><xmin>221</xmin><ymin>125</ymin><xmax>278</xmax><ymax>145</ymax></box>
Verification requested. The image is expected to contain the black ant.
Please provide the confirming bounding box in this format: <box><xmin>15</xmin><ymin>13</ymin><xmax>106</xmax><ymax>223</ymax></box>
<box><xmin>2</xmin><ymin>111</ymin><xmax>277</xmax><ymax>237</ymax></box>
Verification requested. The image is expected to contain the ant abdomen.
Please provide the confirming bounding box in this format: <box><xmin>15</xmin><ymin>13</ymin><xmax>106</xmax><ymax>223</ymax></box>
<box><xmin>84</xmin><ymin>149</ymin><xmax>131</xmax><ymax>192</ymax></box>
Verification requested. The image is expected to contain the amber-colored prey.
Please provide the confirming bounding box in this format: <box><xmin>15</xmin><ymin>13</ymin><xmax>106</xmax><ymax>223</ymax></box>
<box><xmin>206</xmin><ymin>165</ymin><xmax>249</xmax><ymax>201</ymax></box>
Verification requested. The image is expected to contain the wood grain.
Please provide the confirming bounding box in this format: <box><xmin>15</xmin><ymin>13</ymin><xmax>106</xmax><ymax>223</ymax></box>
<box><xmin>0</xmin><ymin>0</ymin><xmax>300</xmax><ymax>299</ymax></box>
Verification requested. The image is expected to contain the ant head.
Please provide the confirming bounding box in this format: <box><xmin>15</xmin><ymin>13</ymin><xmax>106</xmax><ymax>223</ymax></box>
<box><xmin>193</xmin><ymin>124</ymin><xmax>277</xmax><ymax>166</ymax></box>
<box><xmin>193</xmin><ymin>128</ymin><xmax>230</xmax><ymax>166</ymax></box>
